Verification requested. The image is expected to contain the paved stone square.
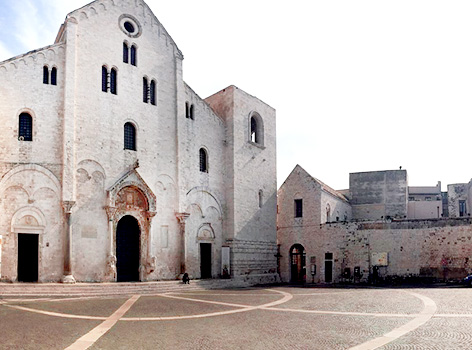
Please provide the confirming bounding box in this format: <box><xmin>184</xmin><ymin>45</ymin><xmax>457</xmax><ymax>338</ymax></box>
<box><xmin>1</xmin><ymin>286</ymin><xmax>472</xmax><ymax>349</ymax></box>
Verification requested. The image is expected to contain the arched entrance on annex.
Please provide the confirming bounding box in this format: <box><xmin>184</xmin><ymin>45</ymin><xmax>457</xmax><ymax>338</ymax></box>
<box><xmin>290</xmin><ymin>244</ymin><xmax>306</xmax><ymax>284</ymax></box>
<box><xmin>105</xmin><ymin>166</ymin><xmax>157</xmax><ymax>282</ymax></box>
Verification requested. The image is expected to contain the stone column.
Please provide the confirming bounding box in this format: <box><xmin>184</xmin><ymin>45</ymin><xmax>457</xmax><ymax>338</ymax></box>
<box><xmin>176</xmin><ymin>212</ymin><xmax>190</xmax><ymax>274</ymax></box>
<box><xmin>104</xmin><ymin>206</ymin><xmax>117</xmax><ymax>281</ymax></box>
<box><xmin>144</xmin><ymin>211</ymin><xmax>157</xmax><ymax>276</ymax></box>
<box><xmin>62</xmin><ymin>201</ymin><xmax>76</xmax><ymax>284</ymax></box>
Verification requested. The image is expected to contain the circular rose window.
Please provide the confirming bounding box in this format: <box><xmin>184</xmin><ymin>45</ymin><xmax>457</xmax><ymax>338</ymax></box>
<box><xmin>119</xmin><ymin>15</ymin><xmax>141</xmax><ymax>38</ymax></box>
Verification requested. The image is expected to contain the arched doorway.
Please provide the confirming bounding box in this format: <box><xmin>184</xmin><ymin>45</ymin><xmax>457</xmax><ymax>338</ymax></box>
<box><xmin>116</xmin><ymin>215</ymin><xmax>140</xmax><ymax>282</ymax></box>
<box><xmin>290</xmin><ymin>244</ymin><xmax>306</xmax><ymax>283</ymax></box>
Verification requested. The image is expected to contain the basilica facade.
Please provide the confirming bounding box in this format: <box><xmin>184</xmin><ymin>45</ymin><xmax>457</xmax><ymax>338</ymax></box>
<box><xmin>0</xmin><ymin>0</ymin><xmax>277</xmax><ymax>283</ymax></box>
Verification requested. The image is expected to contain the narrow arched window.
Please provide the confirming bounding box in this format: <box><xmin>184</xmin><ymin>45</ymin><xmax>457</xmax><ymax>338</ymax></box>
<box><xmin>102</xmin><ymin>66</ymin><xmax>108</xmax><ymax>92</ymax></box>
<box><xmin>190</xmin><ymin>104</ymin><xmax>194</xmax><ymax>120</ymax></box>
<box><xmin>185</xmin><ymin>102</ymin><xmax>190</xmax><ymax>118</ymax></box>
<box><xmin>43</xmin><ymin>66</ymin><xmax>49</xmax><ymax>84</ymax></box>
<box><xmin>123</xmin><ymin>42</ymin><xmax>129</xmax><ymax>63</ymax></box>
<box><xmin>199</xmin><ymin>148</ymin><xmax>208</xmax><ymax>173</ymax></box>
<box><xmin>19</xmin><ymin>113</ymin><xmax>33</xmax><ymax>141</ymax></box>
<box><xmin>110</xmin><ymin>68</ymin><xmax>117</xmax><ymax>95</ymax></box>
<box><xmin>130</xmin><ymin>45</ymin><xmax>137</xmax><ymax>66</ymax></box>
<box><xmin>124</xmin><ymin>122</ymin><xmax>136</xmax><ymax>151</ymax></box>
<box><xmin>143</xmin><ymin>77</ymin><xmax>148</xmax><ymax>103</ymax></box>
<box><xmin>150</xmin><ymin>80</ymin><xmax>156</xmax><ymax>105</ymax></box>
<box><xmin>51</xmin><ymin>67</ymin><xmax>57</xmax><ymax>85</ymax></box>
<box><xmin>249</xmin><ymin>113</ymin><xmax>264</xmax><ymax>145</ymax></box>
<box><xmin>259</xmin><ymin>190</ymin><xmax>263</xmax><ymax>208</ymax></box>
<box><xmin>250</xmin><ymin>117</ymin><xmax>258</xmax><ymax>143</ymax></box>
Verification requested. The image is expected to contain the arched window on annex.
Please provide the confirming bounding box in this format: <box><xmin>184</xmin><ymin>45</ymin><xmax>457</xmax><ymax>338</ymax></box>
<box><xmin>199</xmin><ymin>148</ymin><xmax>208</xmax><ymax>173</ymax></box>
<box><xmin>249</xmin><ymin>112</ymin><xmax>264</xmax><ymax>146</ymax></box>
<box><xmin>18</xmin><ymin>112</ymin><xmax>33</xmax><ymax>141</ymax></box>
<box><xmin>124</xmin><ymin>122</ymin><xmax>136</xmax><ymax>151</ymax></box>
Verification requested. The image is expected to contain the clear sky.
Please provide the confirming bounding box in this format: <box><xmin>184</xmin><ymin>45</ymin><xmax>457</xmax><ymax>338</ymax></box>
<box><xmin>1</xmin><ymin>0</ymin><xmax>472</xmax><ymax>191</ymax></box>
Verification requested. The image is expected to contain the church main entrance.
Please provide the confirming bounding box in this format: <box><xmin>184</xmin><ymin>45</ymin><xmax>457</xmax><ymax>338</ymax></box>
<box><xmin>200</xmin><ymin>243</ymin><xmax>212</xmax><ymax>279</ymax></box>
<box><xmin>17</xmin><ymin>233</ymin><xmax>38</xmax><ymax>282</ymax></box>
<box><xmin>116</xmin><ymin>216</ymin><xmax>140</xmax><ymax>282</ymax></box>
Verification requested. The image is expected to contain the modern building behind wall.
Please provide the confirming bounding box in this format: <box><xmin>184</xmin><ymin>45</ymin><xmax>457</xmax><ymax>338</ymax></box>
<box><xmin>0</xmin><ymin>0</ymin><xmax>278</xmax><ymax>283</ymax></box>
<box><xmin>277</xmin><ymin>165</ymin><xmax>472</xmax><ymax>284</ymax></box>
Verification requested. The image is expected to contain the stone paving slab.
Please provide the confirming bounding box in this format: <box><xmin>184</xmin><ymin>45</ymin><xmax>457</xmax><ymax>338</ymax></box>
<box><xmin>1</xmin><ymin>286</ymin><xmax>472</xmax><ymax>349</ymax></box>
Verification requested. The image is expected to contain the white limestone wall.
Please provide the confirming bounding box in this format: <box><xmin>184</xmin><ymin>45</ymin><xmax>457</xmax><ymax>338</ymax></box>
<box><xmin>63</xmin><ymin>0</ymin><xmax>184</xmax><ymax>280</ymax></box>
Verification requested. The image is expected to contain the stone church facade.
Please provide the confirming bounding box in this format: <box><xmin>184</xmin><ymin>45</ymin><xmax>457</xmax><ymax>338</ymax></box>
<box><xmin>0</xmin><ymin>0</ymin><xmax>277</xmax><ymax>283</ymax></box>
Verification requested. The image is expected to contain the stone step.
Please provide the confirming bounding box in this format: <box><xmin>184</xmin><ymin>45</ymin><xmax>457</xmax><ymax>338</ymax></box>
<box><xmin>0</xmin><ymin>279</ymin><xmax>245</xmax><ymax>297</ymax></box>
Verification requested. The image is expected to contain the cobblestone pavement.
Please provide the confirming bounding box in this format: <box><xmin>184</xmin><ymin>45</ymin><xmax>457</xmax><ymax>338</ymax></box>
<box><xmin>1</xmin><ymin>286</ymin><xmax>471</xmax><ymax>349</ymax></box>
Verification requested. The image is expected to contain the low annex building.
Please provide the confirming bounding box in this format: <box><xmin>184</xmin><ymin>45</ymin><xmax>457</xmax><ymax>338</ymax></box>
<box><xmin>277</xmin><ymin>165</ymin><xmax>472</xmax><ymax>284</ymax></box>
<box><xmin>0</xmin><ymin>0</ymin><xmax>277</xmax><ymax>283</ymax></box>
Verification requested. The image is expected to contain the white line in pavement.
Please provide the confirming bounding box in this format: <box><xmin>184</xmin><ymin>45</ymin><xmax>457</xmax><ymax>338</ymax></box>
<box><xmin>4</xmin><ymin>304</ymin><xmax>107</xmax><ymax>320</ymax></box>
<box><xmin>64</xmin><ymin>294</ymin><xmax>140</xmax><ymax>350</ymax></box>
<box><xmin>264</xmin><ymin>307</ymin><xmax>418</xmax><ymax>318</ymax></box>
<box><xmin>348</xmin><ymin>291</ymin><xmax>437</xmax><ymax>350</ymax></box>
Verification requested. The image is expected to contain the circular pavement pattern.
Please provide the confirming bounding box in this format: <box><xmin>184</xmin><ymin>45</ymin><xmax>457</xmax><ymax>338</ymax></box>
<box><xmin>1</xmin><ymin>287</ymin><xmax>472</xmax><ymax>349</ymax></box>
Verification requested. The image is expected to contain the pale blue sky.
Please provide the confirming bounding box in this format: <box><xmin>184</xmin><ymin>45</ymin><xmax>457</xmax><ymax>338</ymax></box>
<box><xmin>2</xmin><ymin>0</ymin><xmax>472</xmax><ymax>190</ymax></box>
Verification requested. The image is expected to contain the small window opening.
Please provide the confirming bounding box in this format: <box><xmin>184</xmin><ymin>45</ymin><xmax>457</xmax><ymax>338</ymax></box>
<box><xmin>143</xmin><ymin>77</ymin><xmax>148</xmax><ymax>103</ymax></box>
<box><xmin>124</xmin><ymin>21</ymin><xmax>135</xmax><ymax>34</ymax></box>
<box><xmin>294</xmin><ymin>199</ymin><xmax>303</xmax><ymax>218</ymax></box>
<box><xmin>150</xmin><ymin>80</ymin><xmax>156</xmax><ymax>105</ymax></box>
<box><xmin>43</xmin><ymin>66</ymin><xmax>49</xmax><ymax>84</ymax></box>
<box><xmin>19</xmin><ymin>113</ymin><xmax>33</xmax><ymax>141</ymax></box>
<box><xmin>124</xmin><ymin>122</ymin><xmax>136</xmax><ymax>151</ymax></box>
<box><xmin>250</xmin><ymin>117</ymin><xmax>258</xmax><ymax>143</ymax></box>
<box><xmin>259</xmin><ymin>190</ymin><xmax>263</xmax><ymax>208</ymax></box>
<box><xmin>51</xmin><ymin>67</ymin><xmax>57</xmax><ymax>85</ymax></box>
<box><xmin>459</xmin><ymin>200</ymin><xmax>467</xmax><ymax>217</ymax></box>
<box><xmin>199</xmin><ymin>148</ymin><xmax>208</xmax><ymax>173</ymax></box>
<box><xmin>102</xmin><ymin>66</ymin><xmax>108</xmax><ymax>92</ymax></box>
<box><xmin>110</xmin><ymin>68</ymin><xmax>117</xmax><ymax>95</ymax></box>
<box><xmin>130</xmin><ymin>45</ymin><xmax>137</xmax><ymax>66</ymax></box>
<box><xmin>190</xmin><ymin>104</ymin><xmax>194</xmax><ymax>120</ymax></box>
<box><xmin>185</xmin><ymin>102</ymin><xmax>190</xmax><ymax>118</ymax></box>
<box><xmin>123</xmin><ymin>42</ymin><xmax>129</xmax><ymax>63</ymax></box>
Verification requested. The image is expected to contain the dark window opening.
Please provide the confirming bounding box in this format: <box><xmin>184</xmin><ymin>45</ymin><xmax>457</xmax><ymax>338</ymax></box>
<box><xmin>190</xmin><ymin>104</ymin><xmax>194</xmax><ymax>120</ymax></box>
<box><xmin>199</xmin><ymin>148</ymin><xmax>208</xmax><ymax>173</ymax></box>
<box><xmin>123</xmin><ymin>42</ymin><xmax>129</xmax><ymax>63</ymax></box>
<box><xmin>19</xmin><ymin>113</ymin><xmax>33</xmax><ymax>141</ymax></box>
<box><xmin>51</xmin><ymin>67</ymin><xmax>57</xmax><ymax>85</ymax></box>
<box><xmin>250</xmin><ymin>116</ymin><xmax>258</xmax><ymax>143</ymax></box>
<box><xmin>110</xmin><ymin>68</ymin><xmax>117</xmax><ymax>95</ymax></box>
<box><xmin>459</xmin><ymin>200</ymin><xmax>467</xmax><ymax>217</ymax></box>
<box><xmin>43</xmin><ymin>66</ymin><xmax>49</xmax><ymax>84</ymax></box>
<box><xmin>150</xmin><ymin>80</ymin><xmax>156</xmax><ymax>105</ymax></box>
<box><xmin>325</xmin><ymin>252</ymin><xmax>333</xmax><ymax>260</ymax></box>
<box><xmin>143</xmin><ymin>77</ymin><xmax>148</xmax><ymax>103</ymax></box>
<box><xmin>259</xmin><ymin>190</ymin><xmax>263</xmax><ymax>208</ymax></box>
<box><xmin>124</xmin><ymin>122</ymin><xmax>136</xmax><ymax>151</ymax></box>
<box><xmin>102</xmin><ymin>66</ymin><xmax>108</xmax><ymax>92</ymax></box>
<box><xmin>124</xmin><ymin>21</ymin><xmax>135</xmax><ymax>34</ymax></box>
<box><xmin>130</xmin><ymin>45</ymin><xmax>137</xmax><ymax>66</ymax></box>
<box><xmin>294</xmin><ymin>199</ymin><xmax>303</xmax><ymax>218</ymax></box>
<box><xmin>185</xmin><ymin>102</ymin><xmax>190</xmax><ymax>118</ymax></box>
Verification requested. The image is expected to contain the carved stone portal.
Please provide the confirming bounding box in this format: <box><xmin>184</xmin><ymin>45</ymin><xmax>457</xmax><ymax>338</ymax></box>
<box><xmin>106</xmin><ymin>168</ymin><xmax>157</xmax><ymax>282</ymax></box>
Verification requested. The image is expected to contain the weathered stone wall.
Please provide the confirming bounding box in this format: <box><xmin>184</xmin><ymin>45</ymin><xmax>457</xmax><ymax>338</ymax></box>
<box><xmin>279</xmin><ymin>217</ymin><xmax>472</xmax><ymax>284</ymax></box>
<box><xmin>350</xmin><ymin>170</ymin><xmax>407</xmax><ymax>220</ymax></box>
